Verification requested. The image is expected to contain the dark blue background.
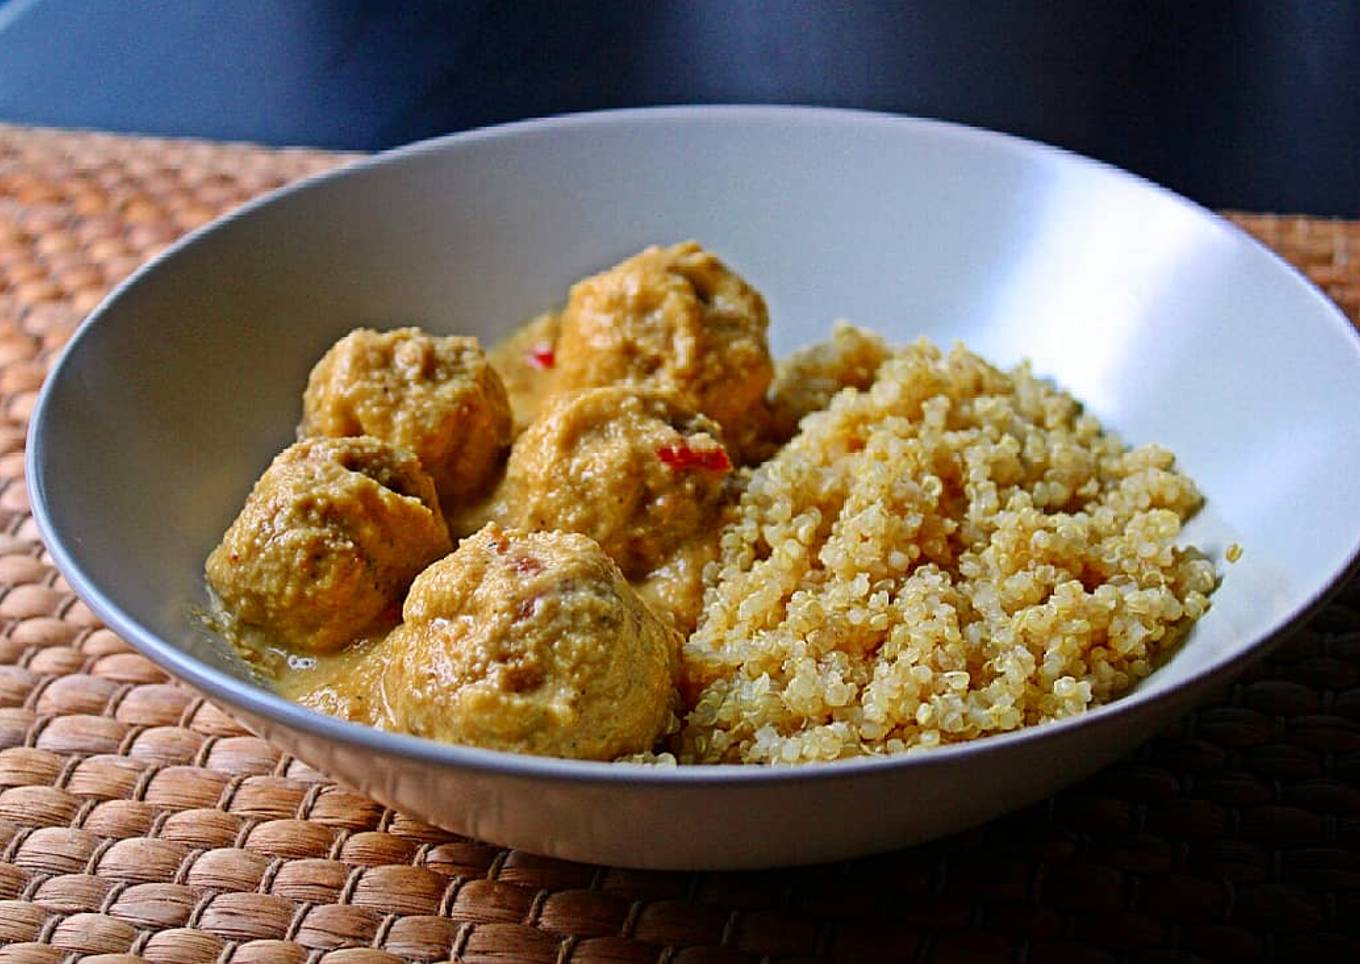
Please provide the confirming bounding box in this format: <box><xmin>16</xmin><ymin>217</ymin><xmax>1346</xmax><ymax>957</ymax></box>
<box><xmin>0</xmin><ymin>0</ymin><xmax>1355</xmax><ymax>215</ymax></box>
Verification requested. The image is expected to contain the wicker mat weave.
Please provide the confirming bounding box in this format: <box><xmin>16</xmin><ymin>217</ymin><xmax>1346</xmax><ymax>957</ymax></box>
<box><xmin>0</xmin><ymin>124</ymin><xmax>1356</xmax><ymax>964</ymax></box>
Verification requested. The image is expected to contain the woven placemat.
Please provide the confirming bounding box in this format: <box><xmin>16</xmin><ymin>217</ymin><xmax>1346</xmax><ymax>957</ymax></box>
<box><xmin>0</xmin><ymin>125</ymin><xmax>1356</xmax><ymax>964</ymax></box>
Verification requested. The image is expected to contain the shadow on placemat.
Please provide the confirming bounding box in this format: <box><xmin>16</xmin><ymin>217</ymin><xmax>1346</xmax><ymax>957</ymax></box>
<box><xmin>0</xmin><ymin>126</ymin><xmax>1357</xmax><ymax>963</ymax></box>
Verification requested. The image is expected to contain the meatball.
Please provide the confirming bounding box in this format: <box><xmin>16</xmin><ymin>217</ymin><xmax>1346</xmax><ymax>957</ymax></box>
<box><xmin>206</xmin><ymin>436</ymin><xmax>451</xmax><ymax>654</ymax></box>
<box><xmin>553</xmin><ymin>242</ymin><xmax>773</xmax><ymax>453</ymax></box>
<box><xmin>494</xmin><ymin>386</ymin><xmax>733</xmax><ymax>580</ymax></box>
<box><xmin>299</xmin><ymin>327</ymin><xmax>513</xmax><ymax>502</ymax></box>
<box><xmin>378</xmin><ymin>524</ymin><xmax>679</xmax><ymax>760</ymax></box>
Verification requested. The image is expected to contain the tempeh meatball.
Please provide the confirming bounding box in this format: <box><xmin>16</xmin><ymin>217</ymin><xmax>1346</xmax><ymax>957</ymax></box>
<box><xmin>206</xmin><ymin>436</ymin><xmax>451</xmax><ymax>654</ymax></box>
<box><xmin>553</xmin><ymin>242</ymin><xmax>773</xmax><ymax>453</ymax></box>
<box><xmin>493</xmin><ymin>386</ymin><xmax>733</xmax><ymax>580</ymax></box>
<box><xmin>378</xmin><ymin>524</ymin><xmax>679</xmax><ymax>760</ymax></box>
<box><xmin>299</xmin><ymin>327</ymin><xmax>512</xmax><ymax>502</ymax></box>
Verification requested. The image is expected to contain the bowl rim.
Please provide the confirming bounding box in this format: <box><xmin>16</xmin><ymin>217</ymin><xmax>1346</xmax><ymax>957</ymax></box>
<box><xmin>26</xmin><ymin>104</ymin><xmax>1360</xmax><ymax>786</ymax></box>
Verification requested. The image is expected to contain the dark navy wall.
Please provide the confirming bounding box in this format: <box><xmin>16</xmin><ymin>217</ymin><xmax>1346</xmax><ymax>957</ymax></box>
<box><xmin>0</xmin><ymin>0</ymin><xmax>1355</xmax><ymax>215</ymax></box>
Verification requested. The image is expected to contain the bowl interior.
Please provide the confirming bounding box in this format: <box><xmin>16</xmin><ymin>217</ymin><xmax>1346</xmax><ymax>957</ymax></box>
<box><xmin>30</xmin><ymin>107</ymin><xmax>1360</xmax><ymax>768</ymax></box>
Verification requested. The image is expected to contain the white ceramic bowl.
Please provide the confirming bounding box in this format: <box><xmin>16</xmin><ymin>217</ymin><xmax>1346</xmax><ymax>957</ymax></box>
<box><xmin>28</xmin><ymin>107</ymin><xmax>1360</xmax><ymax>869</ymax></box>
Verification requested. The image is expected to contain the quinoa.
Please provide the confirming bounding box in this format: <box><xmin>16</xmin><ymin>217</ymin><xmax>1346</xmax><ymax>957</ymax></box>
<box><xmin>679</xmin><ymin>337</ymin><xmax>1217</xmax><ymax>764</ymax></box>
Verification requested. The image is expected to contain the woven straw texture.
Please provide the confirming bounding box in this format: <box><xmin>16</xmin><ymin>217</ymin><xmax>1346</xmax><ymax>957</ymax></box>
<box><xmin>0</xmin><ymin>125</ymin><xmax>1357</xmax><ymax>963</ymax></box>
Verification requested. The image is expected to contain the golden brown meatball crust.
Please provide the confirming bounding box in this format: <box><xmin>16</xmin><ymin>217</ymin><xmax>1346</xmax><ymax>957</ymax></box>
<box><xmin>299</xmin><ymin>327</ymin><xmax>513</xmax><ymax>502</ymax></box>
<box><xmin>494</xmin><ymin>386</ymin><xmax>733</xmax><ymax>580</ymax></box>
<box><xmin>553</xmin><ymin>242</ymin><xmax>773</xmax><ymax>453</ymax></box>
<box><xmin>378</xmin><ymin>524</ymin><xmax>679</xmax><ymax>760</ymax></box>
<box><xmin>206</xmin><ymin>436</ymin><xmax>451</xmax><ymax>654</ymax></box>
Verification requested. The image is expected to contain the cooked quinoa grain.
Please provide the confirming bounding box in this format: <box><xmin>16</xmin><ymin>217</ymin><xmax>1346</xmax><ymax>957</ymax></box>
<box><xmin>679</xmin><ymin>338</ymin><xmax>1217</xmax><ymax>764</ymax></box>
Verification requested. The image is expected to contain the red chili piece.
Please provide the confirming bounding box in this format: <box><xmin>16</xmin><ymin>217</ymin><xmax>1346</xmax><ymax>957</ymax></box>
<box><xmin>527</xmin><ymin>344</ymin><xmax>555</xmax><ymax>369</ymax></box>
<box><xmin>513</xmin><ymin>555</ymin><xmax>543</xmax><ymax>575</ymax></box>
<box><xmin>658</xmin><ymin>443</ymin><xmax>731</xmax><ymax>472</ymax></box>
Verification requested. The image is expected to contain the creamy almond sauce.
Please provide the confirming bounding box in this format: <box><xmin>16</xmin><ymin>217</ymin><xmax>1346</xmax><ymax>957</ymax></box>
<box><xmin>487</xmin><ymin>311</ymin><xmax>560</xmax><ymax>434</ymax></box>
